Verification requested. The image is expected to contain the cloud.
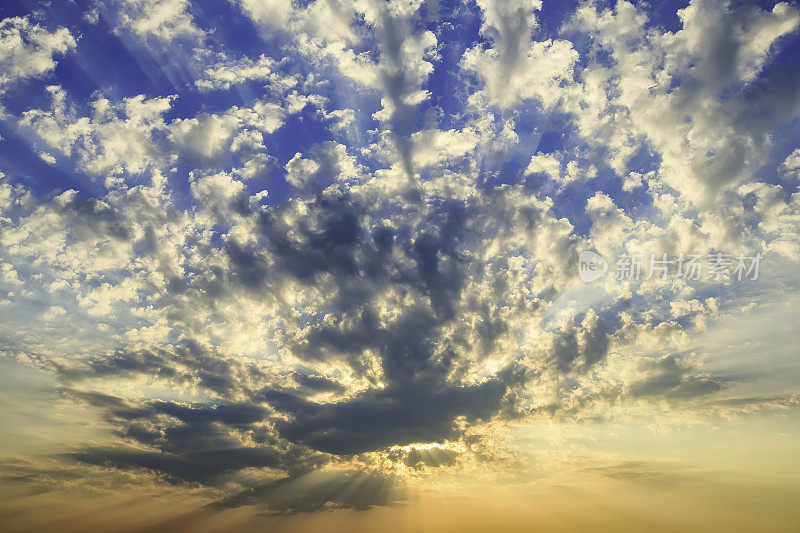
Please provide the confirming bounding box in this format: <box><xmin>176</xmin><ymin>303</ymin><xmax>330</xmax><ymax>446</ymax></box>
<box><xmin>563</xmin><ymin>0</ymin><xmax>800</xmax><ymax>204</ymax></box>
<box><xmin>107</xmin><ymin>0</ymin><xmax>206</xmax><ymax>43</ymax></box>
<box><xmin>545</xmin><ymin>309</ymin><xmax>610</xmax><ymax>372</ymax></box>
<box><xmin>62</xmin><ymin>392</ymin><xmax>293</xmax><ymax>485</ymax></box>
<box><xmin>781</xmin><ymin>148</ymin><xmax>800</xmax><ymax>183</ymax></box>
<box><xmin>1</xmin><ymin>0</ymin><xmax>800</xmax><ymax>517</ymax></box>
<box><xmin>194</xmin><ymin>54</ymin><xmax>283</xmax><ymax>92</ymax></box>
<box><xmin>21</xmin><ymin>87</ymin><xmax>174</xmax><ymax>177</ymax></box>
<box><xmin>627</xmin><ymin>355</ymin><xmax>721</xmax><ymax>400</ymax></box>
<box><xmin>462</xmin><ymin>1</ymin><xmax>578</xmax><ymax>110</ymax></box>
<box><xmin>264</xmin><ymin>375</ymin><xmax>507</xmax><ymax>455</ymax></box>
<box><xmin>0</xmin><ymin>16</ymin><xmax>76</xmax><ymax>89</ymax></box>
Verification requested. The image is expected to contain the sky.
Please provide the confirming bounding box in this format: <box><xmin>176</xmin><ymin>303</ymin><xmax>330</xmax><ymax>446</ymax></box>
<box><xmin>0</xmin><ymin>0</ymin><xmax>799</xmax><ymax>531</ymax></box>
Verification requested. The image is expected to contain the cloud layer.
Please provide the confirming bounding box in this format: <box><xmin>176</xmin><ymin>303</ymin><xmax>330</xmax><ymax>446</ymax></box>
<box><xmin>1</xmin><ymin>0</ymin><xmax>799</xmax><ymax>518</ymax></box>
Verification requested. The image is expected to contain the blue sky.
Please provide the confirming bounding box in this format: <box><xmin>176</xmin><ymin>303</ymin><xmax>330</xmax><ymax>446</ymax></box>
<box><xmin>0</xmin><ymin>1</ymin><xmax>711</xmax><ymax>202</ymax></box>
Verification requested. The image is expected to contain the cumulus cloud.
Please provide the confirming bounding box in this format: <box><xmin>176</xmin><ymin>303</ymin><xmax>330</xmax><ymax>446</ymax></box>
<box><xmin>21</xmin><ymin>87</ymin><xmax>174</xmax><ymax>177</ymax></box>
<box><xmin>0</xmin><ymin>16</ymin><xmax>76</xmax><ymax>90</ymax></box>
<box><xmin>563</xmin><ymin>0</ymin><xmax>800</xmax><ymax>204</ymax></box>
<box><xmin>462</xmin><ymin>0</ymin><xmax>578</xmax><ymax>110</ymax></box>
<box><xmin>108</xmin><ymin>0</ymin><xmax>205</xmax><ymax>43</ymax></box>
<box><xmin>193</xmin><ymin>54</ymin><xmax>292</xmax><ymax>92</ymax></box>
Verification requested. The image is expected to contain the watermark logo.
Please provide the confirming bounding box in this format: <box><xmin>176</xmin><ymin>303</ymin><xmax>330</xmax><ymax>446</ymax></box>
<box><xmin>578</xmin><ymin>251</ymin><xmax>608</xmax><ymax>282</ymax></box>
<box><xmin>577</xmin><ymin>251</ymin><xmax>762</xmax><ymax>283</ymax></box>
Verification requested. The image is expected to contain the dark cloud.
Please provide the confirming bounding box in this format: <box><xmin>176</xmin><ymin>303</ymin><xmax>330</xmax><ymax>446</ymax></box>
<box><xmin>225</xmin><ymin>191</ymin><xmax>367</xmax><ymax>285</ymax></box>
<box><xmin>263</xmin><ymin>378</ymin><xmax>506</xmax><ymax>455</ymax></box>
<box><xmin>55</xmin><ymin>192</ymin><xmax>134</xmax><ymax>242</ymax></box>
<box><xmin>42</xmin><ymin>181</ymin><xmax>576</xmax><ymax>483</ymax></box>
<box><xmin>291</xmin><ymin>371</ymin><xmax>346</xmax><ymax>395</ymax></box>
<box><xmin>55</xmin><ymin>388</ymin><xmax>417</xmax><ymax>511</ymax></box>
<box><xmin>24</xmin><ymin>169</ymin><xmax>723</xmax><ymax>512</ymax></box>
<box><xmin>403</xmin><ymin>446</ymin><xmax>458</xmax><ymax>469</ymax></box>
<box><xmin>57</xmin><ymin>342</ymin><xmax>242</xmax><ymax>398</ymax></box>
<box><xmin>629</xmin><ymin>356</ymin><xmax>722</xmax><ymax>400</ymax></box>
<box><xmin>548</xmin><ymin>312</ymin><xmax>610</xmax><ymax>372</ymax></box>
<box><xmin>69</xmin><ymin>442</ymin><xmax>281</xmax><ymax>486</ymax></box>
<box><xmin>62</xmin><ymin>390</ymin><xmax>323</xmax><ymax>485</ymax></box>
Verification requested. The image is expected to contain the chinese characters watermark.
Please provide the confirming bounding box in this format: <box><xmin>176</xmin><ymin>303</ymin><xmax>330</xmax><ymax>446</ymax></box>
<box><xmin>578</xmin><ymin>252</ymin><xmax>761</xmax><ymax>282</ymax></box>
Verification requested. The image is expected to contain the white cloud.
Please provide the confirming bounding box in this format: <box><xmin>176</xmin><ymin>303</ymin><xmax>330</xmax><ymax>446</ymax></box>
<box><xmin>20</xmin><ymin>87</ymin><xmax>303</xmax><ymax>181</ymax></box>
<box><xmin>236</xmin><ymin>0</ymin><xmax>294</xmax><ymax>31</ymax></box>
<box><xmin>781</xmin><ymin>148</ymin><xmax>800</xmax><ymax>184</ymax></box>
<box><xmin>190</xmin><ymin>171</ymin><xmax>246</xmax><ymax>210</ymax></box>
<box><xmin>21</xmin><ymin>87</ymin><xmax>174</xmax><ymax>178</ymax></box>
<box><xmin>525</xmin><ymin>153</ymin><xmax>560</xmax><ymax>181</ymax></box>
<box><xmin>409</xmin><ymin>127</ymin><xmax>479</xmax><ymax>169</ymax></box>
<box><xmin>194</xmin><ymin>54</ymin><xmax>285</xmax><ymax>92</ymax></box>
<box><xmin>462</xmin><ymin>0</ymin><xmax>577</xmax><ymax>110</ymax></box>
<box><xmin>563</xmin><ymin>0</ymin><xmax>800</xmax><ymax>204</ymax></box>
<box><xmin>0</xmin><ymin>17</ymin><xmax>76</xmax><ymax>89</ymax></box>
<box><xmin>168</xmin><ymin>112</ymin><xmax>243</xmax><ymax>161</ymax></box>
<box><xmin>111</xmin><ymin>0</ymin><xmax>205</xmax><ymax>42</ymax></box>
